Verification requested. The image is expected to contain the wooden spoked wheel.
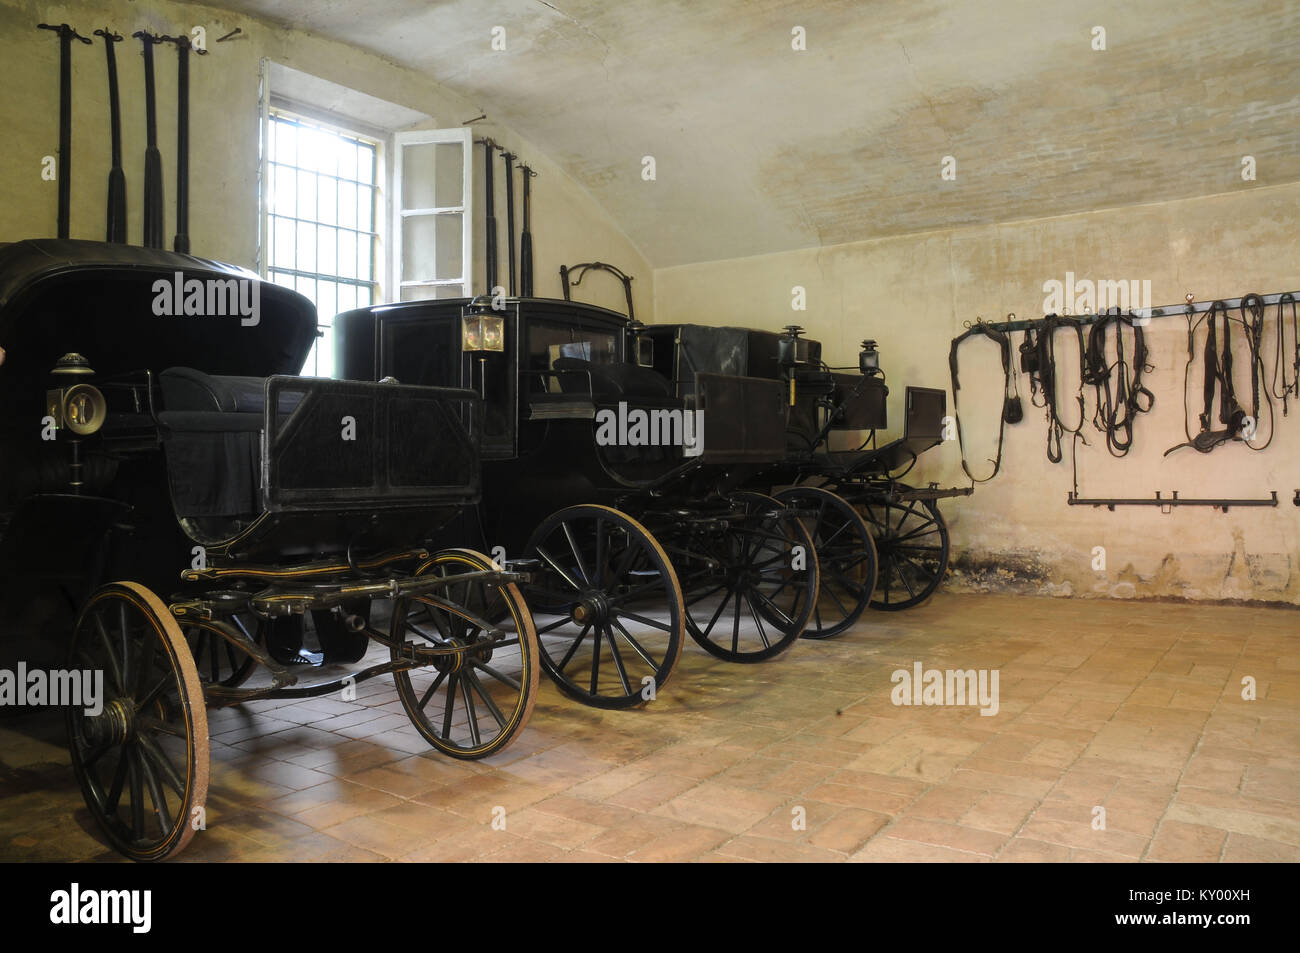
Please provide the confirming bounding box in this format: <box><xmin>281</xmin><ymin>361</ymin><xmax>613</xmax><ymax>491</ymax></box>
<box><xmin>67</xmin><ymin>582</ymin><xmax>209</xmax><ymax>862</ymax></box>
<box><xmin>391</xmin><ymin>549</ymin><xmax>540</xmax><ymax>759</ymax></box>
<box><xmin>774</xmin><ymin>485</ymin><xmax>877</xmax><ymax>638</ymax></box>
<box><xmin>860</xmin><ymin>487</ymin><xmax>951</xmax><ymax>610</ymax></box>
<box><xmin>673</xmin><ymin>492</ymin><xmax>820</xmax><ymax>663</ymax></box>
<box><xmin>523</xmin><ymin>506</ymin><xmax>684</xmax><ymax>709</ymax></box>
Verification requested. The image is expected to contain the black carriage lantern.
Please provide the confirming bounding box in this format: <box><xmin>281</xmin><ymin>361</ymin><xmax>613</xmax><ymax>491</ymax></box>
<box><xmin>46</xmin><ymin>352</ymin><xmax>107</xmax><ymax>437</ymax></box>
<box><xmin>860</xmin><ymin>339</ymin><xmax>881</xmax><ymax>377</ymax></box>
<box><xmin>779</xmin><ymin>325</ymin><xmax>811</xmax><ymax>366</ymax></box>
<box><xmin>627</xmin><ymin>317</ymin><xmax>654</xmax><ymax>367</ymax></box>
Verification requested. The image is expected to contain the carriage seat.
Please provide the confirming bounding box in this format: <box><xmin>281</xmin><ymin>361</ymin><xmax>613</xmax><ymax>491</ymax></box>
<box><xmin>156</xmin><ymin>367</ymin><xmax>305</xmax><ymax>527</ymax></box>
<box><xmin>551</xmin><ymin>357</ymin><xmax>674</xmax><ymax>403</ymax></box>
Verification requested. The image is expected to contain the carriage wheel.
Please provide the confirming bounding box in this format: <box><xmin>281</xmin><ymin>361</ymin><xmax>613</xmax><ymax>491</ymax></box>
<box><xmin>860</xmin><ymin>488</ymin><xmax>951</xmax><ymax>611</ymax></box>
<box><xmin>392</xmin><ymin>549</ymin><xmax>539</xmax><ymax>759</ymax></box>
<box><xmin>523</xmin><ymin>505</ymin><xmax>683</xmax><ymax>709</ymax></box>
<box><xmin>66</xmin><ymin>582</ymin><xmax>209</xmax><ymax>862</ymax></box>
<box><xmin>674</xmin><ymin>492</ymin><xmax>820</xmax><ymax>663</ymax></box>
<box><xmin>774</xmin><ymin>485</ymin><xmax>877</xmax><ymax>638</ymax></box>
<box><xmin>182</xmin><ymin>614</ymin><xmax>260</xmax><ymax>689</ymax></box>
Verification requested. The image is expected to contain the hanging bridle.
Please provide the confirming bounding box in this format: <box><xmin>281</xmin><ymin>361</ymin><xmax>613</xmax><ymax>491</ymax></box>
<box><xmin>1029</xmin><ymin>314</ymin><xmax>1088</xmax><ymax>463</ymax></box>
<box><xmin>1270</xmin><ymin>292</ymin><xmax>1299</xmax><ymax>415</ymax></box>
<box><xmin>1084</xmin><ymin>308</ymin><xmax>1155</xmax><ymax>457</ymax></box>
<box><xmin>948</xmin><ymin>322</ymin><xmax>1013</xmax><ymax>483</ymax></box>
<box><xmin>1165</xmin><ymin>297</ymin><xmax>1272</xmax><ymax>455</ymax></box>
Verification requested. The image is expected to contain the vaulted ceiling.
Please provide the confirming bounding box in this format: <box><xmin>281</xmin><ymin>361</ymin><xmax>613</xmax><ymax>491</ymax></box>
<box><xmin>206</xmin><ymin>0</ymin><xmax>1300</xmax><ymax>267</ymax></box>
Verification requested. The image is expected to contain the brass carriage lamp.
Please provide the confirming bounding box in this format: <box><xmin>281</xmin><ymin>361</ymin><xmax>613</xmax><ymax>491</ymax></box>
<box><xmin>46</xmin><ymin>353</ymin><xmax>107</xmax><ymax>435</ymax></box>
<box><xmin>462</xmin><ymin>313</ymin><xmax>505</xmax><ymax>352</ymax></box>
<box><xmin>860</xmin><ymin>339</ymin><xmax>881</xmax><ymax>377</ymax></box>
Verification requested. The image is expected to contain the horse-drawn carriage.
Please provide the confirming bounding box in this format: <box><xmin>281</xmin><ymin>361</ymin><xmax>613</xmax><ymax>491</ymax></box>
<box><xmin>639</xmin><ymin>322</ymin><xmax>969</xmax><ymax>635</ymax></box>
<box><xmin>0</xmin><ymin>240</ymin><xmax>539</xmax><ymax>860</ymax></box>
<box><xmin>336</xmin><ymin>296</ymin><xmax>821</xmax><ymax>709</ymax></box>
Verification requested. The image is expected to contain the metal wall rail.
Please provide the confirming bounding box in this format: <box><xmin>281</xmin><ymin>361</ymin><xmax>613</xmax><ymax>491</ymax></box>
<box><xmin>985</xmin><ymin>290</ymin><xmax>1300</xmax><ymax>333</ymax></box>
<box><xmin>1067</xmin><ymin>489</ymin><xmax>1279</xmax><ymax>512</ymax></box>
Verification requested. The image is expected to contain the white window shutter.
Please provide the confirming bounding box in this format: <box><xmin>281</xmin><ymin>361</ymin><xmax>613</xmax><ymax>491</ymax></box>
<box><xmin>392</xmin><ymin>127</ymin><xmax>474</xmax><ymax>301</ymax></box>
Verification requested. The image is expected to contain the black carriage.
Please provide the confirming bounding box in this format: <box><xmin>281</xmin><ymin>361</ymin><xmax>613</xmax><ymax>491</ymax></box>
<box><xmin>336</xmin><ymin>297</ymin><xmax>821</xmax><ymax>709</ymax></box>
<box><xmin>640</xmin><ymin>323</ymin><xmax>968</xmax><ymax>636</ymax></box>
<box><xmin>0</xmin><ymin>240</ymin><xmax>539</xmax><ymax>861</ymax></box>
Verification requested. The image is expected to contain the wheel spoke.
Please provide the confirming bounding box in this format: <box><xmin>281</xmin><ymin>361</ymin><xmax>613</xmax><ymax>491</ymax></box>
<box><xmin>138</xmin><ymin>733</ymin><xmax>186</xmax><ymax>799</ymax></box>
<box><xmin>746</xmin><ymin>592</ymin><xmax>772</xmax><ymax>649</ymax></box>
<box><xmin>534</xmin><ymin>545</ymin><xmax>585</xmax><ymax>593</ymax></box>
<box><xmin>556</xmin><ymin>622</ymin><xmax>592</xmax><ymax>673</ymax></box>
<box><xmin>118</xmin><ymin>602</ymin><xmax>131</xmax><ymax>691</ymax></box>
<box><xmin>128</xmin><ymin>748</ymin><xmax>145</xmax><ymax>838</ymax></box>
<box><xmin>603</xmin><ymin>624</ymin><xmax>633</xmax><ymax>695</ymax></box>
<box><xmin>535</xmin><ymin>614</ymin><xmax>578</xmax><ymax>635</ymax></box>
<box><xmin>613</xmin><ymin>609</ymin><xmax>673</xmax><ymax>632</ymax></box>
<box><xmin>417</xmin><ymin>669</ymin><xmax>448</xmax><ymax>710</ymax></box>
<box><xmin>681</xmin><ymin>582</ymin><xmax>726</xmax><ymax>607</ymax></box>
<box><xmin>463</xmin><ymin>670</ymin><xmax>506</xmax><ymax>728</ymax></box>
<box><xmin>441</xmin><ymin>673</ymin><xmax>459</xmax><ymax>738</ymax></box>
<box><xmin>608</xmin><ymin>617</ymin><xmax>659</xmax><ymax>670</ymax></box>
<box><xmin>561</xmin><ymin>523</ymin><xmax>593</xmax><ymax>586</ymax></box>
<box><xmin>821</xmin><ymin>582</ymin><xmax>853</xmax><ymax>616</ymax></box>
<box><xmin>819</xmin><ymin>519</ymin><xmax>854</xmax><ymax>549</ymax></box>
<box><xmin>136</xmin><ymin>673</ymin><xmax>172</xmax><ymax>712</ymax></box>
<box><xmin>461</xmin><ymin>676</ymin><xmax>481</xmax><ymax>747</ymax></box>
<box><xmin>471</xmin><ymin>660</ymin><xmax>522</xmax><ymax>691</ymax></box>
<box><xmin>589</xmin><ymin>627</ymin><xmax>602</xmax><ymax>695</ymax></box>
<box><xmin>105</xmin><ymin>749</ymin><xmax>130</xmax><ymax>815</ymax></box>
<box><xmin>702</xmin><ymin>587</ymin><xmax>735</xmax><ymax>638</ymax></box>
<box><xmin>93</xmin><ymin>612</ymin><xmax>124</xmax><ymax>695</ymax></box>
<box><xmin>751</xmin><ymin>589</ymin><xmax>790</xmax><ymax>633</ymax></box>
<box><xmin>731</xmin><ymin>592</ymin><xmax>741</xmax><ymax>653</ymax></box>
<box><xmin>896</xmin><ymin>550</ymin><xmax>938</xmax><ymax>582</ymax></box>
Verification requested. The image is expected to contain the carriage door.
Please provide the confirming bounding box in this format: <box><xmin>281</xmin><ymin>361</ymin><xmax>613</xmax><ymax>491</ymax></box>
<box><xmin>392</xmin><ymin>128</ymin><xmax>474</xmax><ymax>301</ymax></box>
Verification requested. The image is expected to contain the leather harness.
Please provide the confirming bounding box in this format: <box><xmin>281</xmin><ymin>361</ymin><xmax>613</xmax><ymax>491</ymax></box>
<box><xmin>1028</xmin><ymin>314</ymin><xmax>1087</xmax><ymax>463</ymax></box>
<box><xmin>1165</xmin><ymin>297</ymin><xmax>1271</xmax><ymax>455</ymax></box>
<box><xmin>1083</xmin><ymin>308</ymin><xmax>1155</xmax><ymax>457</ymax></box>
<box><xmin>948</xmin><ymin>322</ymin><xmax>1013</xmax><ymax>483</ymax></box>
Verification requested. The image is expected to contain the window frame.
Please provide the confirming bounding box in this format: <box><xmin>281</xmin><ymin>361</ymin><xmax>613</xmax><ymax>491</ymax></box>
<box><xmin>259</xmin><ymin>104</ymin><xmax>384</xmax><ymax>376</ymax></box>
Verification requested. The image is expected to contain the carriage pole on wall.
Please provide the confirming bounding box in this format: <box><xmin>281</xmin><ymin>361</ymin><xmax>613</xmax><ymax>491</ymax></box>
<box><xmin>94</xmin><ymin>29</ymin><xmax>127</xmax><ymax>242</ymax></box>
<box><xmin>38</xmin><ymin>24</ymin><xmax>92</xmax><ymax>239</ymax></box>
<box><xmin>520</xmin><ymin>165</ymin><xmax>536</xmax><ymax>297</ymax></box>
<box><xmin>166</xmin><ymin>34</ymin><xmax>206</xmax><ymax>254</ymax></box>
<box><xmin>134</xmin><ymin>31</ymin><xmax>166</xmax><ymax>249</ymax></box>
<box><xmin>501</xmin><ymin>150</ymin><xmax>517</xmax><ymax>295</ymax></box>
<box><xmin>479</xmin><ymin>139</ymin><xmax>499</xmax><ymax>292</ymax></box>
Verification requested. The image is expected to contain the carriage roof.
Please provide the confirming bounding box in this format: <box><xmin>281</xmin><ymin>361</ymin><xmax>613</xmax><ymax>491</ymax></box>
<box><xmin>0</xmin><ymin>239</ymin><xmax>317</xmax><ymax>381</ymax></box>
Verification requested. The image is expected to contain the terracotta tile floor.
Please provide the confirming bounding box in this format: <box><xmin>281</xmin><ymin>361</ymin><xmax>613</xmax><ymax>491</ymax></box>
<box><xmin>1</xmin><ymin>592</ymin><xmax>1296</xmax><ymax>862</ymax></box>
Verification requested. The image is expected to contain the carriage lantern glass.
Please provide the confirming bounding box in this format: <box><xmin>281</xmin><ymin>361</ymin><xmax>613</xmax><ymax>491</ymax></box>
<box><xmin>860</xmin><ymin>339</ymin><xmax>881</xmax><ymax>377</ymax></box>
<box><xmin>462</xmin><ymin>314</ymin><xmax>505</xmax><ymax>352</ymax></box>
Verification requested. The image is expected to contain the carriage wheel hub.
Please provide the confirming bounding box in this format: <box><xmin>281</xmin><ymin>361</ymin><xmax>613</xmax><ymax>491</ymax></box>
<box><xmin>434</xmin><ymin>637</ymin><xmax>467</xmax><ymax>674</ymax></box>
<box><xmin>572</xmin><ymin>593</ymin><xmax>609</xmax><ymax>625</ymax></box>
<box><xmin>84</xmin><ymin>698</ymin><xmax>134</xmax><ymax>747</ymax></box>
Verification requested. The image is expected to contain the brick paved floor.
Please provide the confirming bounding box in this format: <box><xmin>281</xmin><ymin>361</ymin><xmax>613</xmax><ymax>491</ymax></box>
<box><xmin>1</xmin><ymin>593</ymin><xmax>1296</xmax><ymax>862</ymax></box>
